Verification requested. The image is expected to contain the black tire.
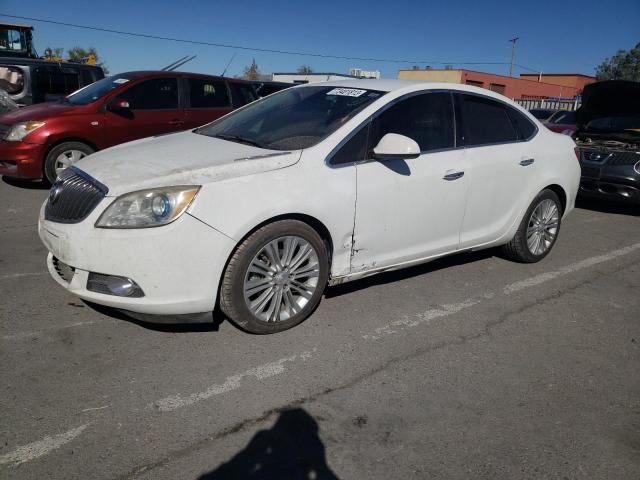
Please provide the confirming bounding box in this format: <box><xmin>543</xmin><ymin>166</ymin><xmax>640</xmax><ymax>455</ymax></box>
<box><xmin>43</xmin><ymin>141</ymin><xmax>95</xmax><ymax>184</ymax></box>
<box><xmin>220</xmin><ymin>220</ymin><xmax>329</xmax><ymax>334</ymax></box>
<box><xmin>502</xmin><ymin>189</ymin><xmax>562</xmax><ymax>263</ymax></box>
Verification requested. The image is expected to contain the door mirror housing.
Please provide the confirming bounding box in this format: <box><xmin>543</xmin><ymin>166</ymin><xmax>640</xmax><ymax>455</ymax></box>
<box><xmin>372</xmin><ymin>133</ymin><xmax>420</xmax><ymax>159</ymax></box>
<box><xmin>107</xmin><ymin>98</ymin><xmax>131</xmax><ymax>111</ymax></box>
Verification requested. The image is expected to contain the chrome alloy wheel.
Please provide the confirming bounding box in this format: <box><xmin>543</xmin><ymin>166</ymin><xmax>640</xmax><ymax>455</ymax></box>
<box><xmin>243</xmin><ymin>236</ymin><xmax>320</xmax><ymax>322</ymax></box>
<box><xmin>526</xmin><ymin>199</ymin><xmax>559</xmax><ymax>256</ymax></box>
<box><xmin>55</xmin><ymin>150</ymin><xmax>87</xmax><ymax>176</ymax></box>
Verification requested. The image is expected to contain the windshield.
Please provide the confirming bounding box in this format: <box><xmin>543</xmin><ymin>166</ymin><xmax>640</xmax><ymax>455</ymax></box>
<box><xmin>548</xmin><ymin>110</ymin><xmax>575</xmax><ymax>124</ymax></box>
<box><xmin>196</xmin><ymin>86</ymin><xmax>385</xmax><ymax>150</ymax></box>
<box><xmin>66</xmin><ymin>74</ymin><xmax>136</xmax><ymax>105</ymax></box>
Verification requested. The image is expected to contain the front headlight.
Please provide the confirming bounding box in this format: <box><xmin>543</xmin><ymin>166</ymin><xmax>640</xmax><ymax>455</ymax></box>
<box><xmin>95</xmin><ymin>186</ymin><xmax>200</xmax><ymax>229</ymax></box>
<box><xmin>5</xmin><ymin>121</ymin><xmax>46</xmax><ymax>141</ymax></box>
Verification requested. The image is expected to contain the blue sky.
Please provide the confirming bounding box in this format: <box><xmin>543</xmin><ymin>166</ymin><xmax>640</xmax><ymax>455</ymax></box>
<box><xmin>2</xmin><ymin>0</ymin><xmax>638</xmax><ymax>78</ymax></box>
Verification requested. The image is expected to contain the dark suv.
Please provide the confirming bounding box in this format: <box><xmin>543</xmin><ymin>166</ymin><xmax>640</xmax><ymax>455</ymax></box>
<box><xmin>0</xmin><ymin>71</ymin><xmax>257</xmax><ymax>183</ymax></box>
<box><xmin>0</xmin><ymin>57</ymin><xmax>105</xmax><ymax>106</ymax></box>
<box><xmin>574</xmin><ymin>80</ymin><xmax>640</xmax><ymax>204</ymax></box>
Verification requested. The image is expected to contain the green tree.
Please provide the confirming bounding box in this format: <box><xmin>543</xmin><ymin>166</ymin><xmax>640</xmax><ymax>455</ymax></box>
<box><xmin>43</xmin><ymin>47</ymin><xmax>64</xmax><ymax>59</ymax></box>
<box><xmin>242</xmin><ymin>59</ymin><xmax>261</xmax><ymax>80</ymax></box>
<box><xmin>67</xmin><ymin>46</ymin><xmax>109</xmax><ymax>73</ymax></box>
<box><xmin>595</xmin><ymin>43</ymin><xmax>640</xmax><ymax>81</ymax></box>
<box><xmin>297</xmin><ymin>65</ymin><xmax>313</xmax><ymax>75</ymax></box>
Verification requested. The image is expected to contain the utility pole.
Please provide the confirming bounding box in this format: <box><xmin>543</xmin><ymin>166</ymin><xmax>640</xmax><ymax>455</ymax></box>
<box><xmin>509</xmin><ymin>37</ymin><xmax>519</xmax><ymax>77</ymax></box>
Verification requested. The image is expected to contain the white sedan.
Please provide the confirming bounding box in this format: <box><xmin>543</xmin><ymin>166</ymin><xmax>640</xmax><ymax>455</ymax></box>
<box><xmin>38</xmin><ymin>80</ymin><xmax>580</xmax><ymax>333</ymax></box>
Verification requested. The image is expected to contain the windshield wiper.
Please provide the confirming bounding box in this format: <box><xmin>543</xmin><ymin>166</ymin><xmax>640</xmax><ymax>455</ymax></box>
<box><xmin>214</xmin><ymin>133</ymin><xmax>266</xmax><ymax>149</ymax></box>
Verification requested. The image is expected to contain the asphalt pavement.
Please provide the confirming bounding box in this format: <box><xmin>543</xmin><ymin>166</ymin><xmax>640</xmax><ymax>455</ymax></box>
<box><xmin>1</xmin><ymin>176</ymin><xmax>639</xmax><ymax>480</ymax></box>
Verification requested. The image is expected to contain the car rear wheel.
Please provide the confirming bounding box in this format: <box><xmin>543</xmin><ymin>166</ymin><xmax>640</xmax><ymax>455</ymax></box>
<box><xmin>220</xmin><ymin>220</ymin><xmax>329</xmax><ymax>334</ymax></box>
<box><xmin>44</xmin><ymin>141</ymin><xmax>95</xmax><ymax>184</ymax></box>
<box><xmin>502</xmin><ymin>189</ymin><xmax>562</xmax><ymax>263</ymax></box>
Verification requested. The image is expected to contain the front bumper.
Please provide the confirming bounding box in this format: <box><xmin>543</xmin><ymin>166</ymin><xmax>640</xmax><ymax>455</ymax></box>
<box><xmin>579</xmin><ymin>164</ymin><xmax>640</xmax><ymax>204</ymax></box>
<box><xmin>0</xmin><ymin>140</ymin><xmax>47</xmax><ymax>179</ymax></box>
<box><xmin>38</xmin><ymin>200</ymin><xmax>237</xmax><ymax>315</ymax></box>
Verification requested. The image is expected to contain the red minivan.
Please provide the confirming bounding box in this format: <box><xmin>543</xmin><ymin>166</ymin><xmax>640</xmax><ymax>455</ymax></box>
<box><xmin>0</xmin><ymin>71</ymin><xmax>258</xmax><ymax>183</ymax></box>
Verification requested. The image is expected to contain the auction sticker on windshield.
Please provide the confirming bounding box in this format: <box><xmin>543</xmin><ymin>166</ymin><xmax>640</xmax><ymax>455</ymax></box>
<box><xmin>327</xmin><ymin>88</ymin><xmax>367</xmax><ymax>97</ymax></box>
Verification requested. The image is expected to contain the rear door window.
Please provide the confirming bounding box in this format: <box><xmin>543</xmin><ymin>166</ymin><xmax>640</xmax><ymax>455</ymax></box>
<box><xmin>188</xmin><ymin>78</ymin><xmax>230</xmax><ymax>108</ymax></box>
<box><xmin>36</xmin><ymin>67</ymin><xmax>80</xmax><ymax>96</ymax></box>
<box><xmin>507</xmin><ymin>107</ymin><xmax>537</xmax><ymax>140</ymax></box>
<box><xmin>119</xmin><ymin>77</ymin><xmax>179</xmax><ymax>110</ymax></box>
<box><xmin>457</xmin><ymin>94</ymin><xmax>519</xmax><ymax>146</ymax></box>
<box><xmin>229</xmin><ymin>82</ymin><xmax>258</xmax><ymax>107</ymax></box>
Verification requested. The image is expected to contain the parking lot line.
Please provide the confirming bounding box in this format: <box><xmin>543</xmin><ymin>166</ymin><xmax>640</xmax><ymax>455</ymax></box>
<box><xmin>0</xmin><ymin>272</ymin><xmax>47</xmax><ymax>280</ymax></box>
<box><xmin>150</xmin><ymin>349</ymin><xmax>316</xmax><ymax>412</ymax></box>
<box><xmin>149</xmin><ymin>241</ymin><xmax>640</xmax><ymax>413</ymax></box>
<box><xmin>3</xmin><ymin>241</ymin><xmax>640</xmax><ymax>470</ymax></box>
<box><xmin>503</xmin><ymin>242</ymin><xmax>640</xmax><ymax>294</ymax></box>
<box><xmin>0</xmin><ymin>423</ymin><xmax>91</xmax><ymax>467</ymax></box>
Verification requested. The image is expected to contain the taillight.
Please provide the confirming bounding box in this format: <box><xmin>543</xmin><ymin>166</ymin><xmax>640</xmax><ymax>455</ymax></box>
<box><xmin>574</xmin><ymin>147</ymin><xmax>581</xmax><ymax>162</ymax></box>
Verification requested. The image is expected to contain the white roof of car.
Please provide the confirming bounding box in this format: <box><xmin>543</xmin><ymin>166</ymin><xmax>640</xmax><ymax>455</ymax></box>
<box><xmin>299</xmin><ymin>79</ymin><xmax>530</xmax><ymax>112</ymax></box>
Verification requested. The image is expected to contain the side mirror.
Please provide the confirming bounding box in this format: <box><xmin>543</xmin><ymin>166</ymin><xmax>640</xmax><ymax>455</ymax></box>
<box><xmin>107</xmin><ymin>98</ymin><xmax>130</xmax><ymax>111</ymax></box>
<box><xmin>372</xmin><ymin>133</ymin><xmax>420</xmax><ymax>159</ymax></box>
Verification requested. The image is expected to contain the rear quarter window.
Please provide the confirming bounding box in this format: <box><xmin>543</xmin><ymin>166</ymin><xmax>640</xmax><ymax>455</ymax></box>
<box><xmin>458</xmin><ymin>93</ymin><xmax>520</xmax><ymax>146</ymax></box>
<box><xmin>230</xmin><ymin>82</ymin><xmax>258</xmax><ymax>107</ymax></box>
<box><xmin>188</xmin><ymin>78</ymin><xmax>230</xmax><ymax>108</ymax></box>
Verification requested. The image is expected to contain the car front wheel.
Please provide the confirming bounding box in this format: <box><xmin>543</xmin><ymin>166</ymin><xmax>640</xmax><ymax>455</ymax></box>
<box><xmin>44</xmin><ymin>141</ymin><xmax>95</xmax><ymax>184</ymax></box>
<box><xmin>502</xmin><ymin>189</ymin><xmax>562</xmax><ymax>263</ymax></box>
<box><xmin>220</xmin><ymin>220</ymin><xmax>329</xmax><ymax>334</ymax></box>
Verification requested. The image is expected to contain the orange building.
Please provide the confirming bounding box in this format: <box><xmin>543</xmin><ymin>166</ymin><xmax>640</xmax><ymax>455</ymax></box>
<box><xmin>397</xmin><ymin>68</ymin><xmax>593</xmax><ymax>100</ymax></box>
<box><xmin>519</xmin><ymin>73</ymin><xmax>595</xmax><ymax>94</ymax></box>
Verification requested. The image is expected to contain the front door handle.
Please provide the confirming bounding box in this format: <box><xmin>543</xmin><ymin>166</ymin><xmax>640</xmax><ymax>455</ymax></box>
<box><xmin>443</xmin><ymin>170</ymin><xmax>465</xmax><ymax>181</ymax></box>
<box><xmin>169</xmin><ymin>119</ymin><xmax>185</xmax><ymax>126</ymax></box>
<box><xmin>519</xmin><ymin>158</ymin><xmax>535</xmax><ymax>166</ymax></box>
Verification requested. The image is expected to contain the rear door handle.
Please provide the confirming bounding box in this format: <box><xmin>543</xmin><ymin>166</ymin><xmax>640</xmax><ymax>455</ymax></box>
<box><xmin>169</xmin><ymin>119</ymin><xmax>185</xmax><ymax>126</ymax></box>
<box><xmin>443</xmin><ymin>170</ymin><xmax>465</xmax><ymax>181</ymax></box>
<box><xmin>519</xmin><ymin>158</ymin><xmax>535</xmax><ymax>166</ymax></box>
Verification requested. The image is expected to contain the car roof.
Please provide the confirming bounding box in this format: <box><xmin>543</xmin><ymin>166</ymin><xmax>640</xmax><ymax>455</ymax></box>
<box><xmin>290</xmin><ymin>79</ymin><xmax>527</xmax><ymax>105</ymax></box>
<box><xmin>119</xmin><ymin>71</ymin><xmax>252</xmax><ymax>83</ymax></box>
<box><xmin>0</xmin><ymin>56</ymin><xmax>104</xmax><ymax>70</ymax></box>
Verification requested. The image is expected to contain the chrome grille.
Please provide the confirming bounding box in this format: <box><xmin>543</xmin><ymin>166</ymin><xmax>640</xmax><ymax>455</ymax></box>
<box><xmin>44</xmin><ymin>167</ymin><xmax>108</xmax><ymax>223</ymax></box>
<box><xmin>581</xmin><ymin>149</ymin><xmax>640</xmax><ymax>166</ymax></box>
<box><xmin>606</xmin><ymin>151</ymin><xmax>640</xmax><ymax>166</ymax></box>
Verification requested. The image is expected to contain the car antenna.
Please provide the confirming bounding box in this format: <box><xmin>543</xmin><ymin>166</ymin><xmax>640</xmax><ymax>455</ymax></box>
<box><xmin>166</xmin><ymin>55</ymin><xmax>197</xmax><ymax>71</ymax></box>
<box><xmin>221</xmin><ymin>53</ymin><xmax>237</xmax><ymax>77</ymax></box>
<box><xmin>161</xmin><ymin>55</ymin><xmax>189</xmax><ymax>71</ymax></box>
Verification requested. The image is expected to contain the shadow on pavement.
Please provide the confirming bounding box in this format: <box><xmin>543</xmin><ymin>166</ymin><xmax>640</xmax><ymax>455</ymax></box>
<box><xmin>199</xmin><ymin>408</ymin><xmax>340</xmax><ymax>480</ymax></box>
<box><xmin>325</xmin><ymin>248</ymin><xmax>496</xmax><ymax>298</ymax></box>
<box><xmin>2</xmin><ymin>175</ymin><xmax>49</xmax><ymax>190</ymax></box>
<box><xmin>576</xmin><ymin>197</ymin><xmax>639</xmax><ymax>216</ymax></box>
<box><xmin>83</xmin><ymin>301</ymin><xmax>225</xmax><ymax>333</ymax></box>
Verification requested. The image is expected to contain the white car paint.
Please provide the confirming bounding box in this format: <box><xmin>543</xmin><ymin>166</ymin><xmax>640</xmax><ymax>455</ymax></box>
<box><xmin>38</xmin><ymin>79</ymin><xmax>580</xmax><ymax>315</ymax></box>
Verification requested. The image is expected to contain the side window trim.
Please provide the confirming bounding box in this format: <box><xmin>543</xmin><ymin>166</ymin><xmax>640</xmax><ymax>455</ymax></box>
<box><xmin>326</xmin><ymin>119</ymin><xmax>371</xmax><ymax>167</ymax></box>
<box><xmin>454</xmin><ymin>91</ymin><xmax>538</xmax><ymax>149</ymax></box>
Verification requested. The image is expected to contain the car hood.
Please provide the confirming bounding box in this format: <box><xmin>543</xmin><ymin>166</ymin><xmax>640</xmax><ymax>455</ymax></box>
<box><xmin>75</xmin><ymin>130</ymin><xmax>301</xmax><ymax>197</ymax></box>
<box><xmin>575</xmin><ymin>80</ymin><xmax>640</xmax><ymax>133</ymax></box>
<box><xmin>0</xmin><ymin>101</ymin><xmax>78</xmax><ymax>124</ymax></box>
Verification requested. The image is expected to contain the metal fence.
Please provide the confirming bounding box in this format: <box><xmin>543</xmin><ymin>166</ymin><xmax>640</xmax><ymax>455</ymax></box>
<box><xmin>514</xmin><ymin>98</ymin><xmax>581</xmax><ymax>111</ymax></box>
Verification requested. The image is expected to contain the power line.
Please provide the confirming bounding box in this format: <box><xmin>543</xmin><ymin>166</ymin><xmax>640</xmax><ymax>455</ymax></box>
<box><xmin>0</xmin><ymin>13</ymin><xmax>541</xmax><ymax>72</ymax></box>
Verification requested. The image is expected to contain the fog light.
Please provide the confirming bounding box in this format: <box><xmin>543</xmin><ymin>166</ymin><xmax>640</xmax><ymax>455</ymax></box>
<box><xmin>87</xmin><ymin>272</ymin><xmax>145</xmax><ymax>297</ymax></box>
